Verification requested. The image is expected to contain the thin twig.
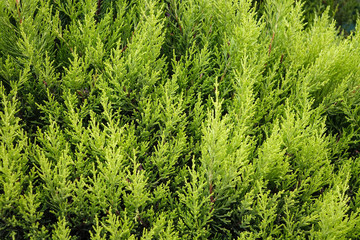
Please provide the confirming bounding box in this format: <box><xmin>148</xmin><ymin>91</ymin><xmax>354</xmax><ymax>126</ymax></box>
<box><xmin>15</xmin><ymin>0</ymin><xmax>22</xmax><ymax>24</ymax></box>
<box><xmin>268</xmin><ymin>31</ymin><xmax>275</xmax><ymax>55</ymax></box>
<box><xmin>96</xmin><ymin>0</ymin><xmax>102</xmax><ymax>15</ymax></box>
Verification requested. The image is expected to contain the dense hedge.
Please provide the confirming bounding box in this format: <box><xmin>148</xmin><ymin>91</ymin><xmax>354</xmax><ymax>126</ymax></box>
<box><xmin>1</xmin><ymin>0</ymin><xmax>360</xmax><ymax>239</ymax></box>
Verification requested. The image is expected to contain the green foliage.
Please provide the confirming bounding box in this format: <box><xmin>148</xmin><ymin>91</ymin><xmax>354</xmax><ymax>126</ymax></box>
<box><xmin>1</xmin><ymin>0</ymin><xmax>360</xmax><ymax>239</ymax></box>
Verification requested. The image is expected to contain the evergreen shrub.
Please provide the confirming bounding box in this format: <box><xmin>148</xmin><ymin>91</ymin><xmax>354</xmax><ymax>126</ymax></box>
<box><xmin>0</xmin><ymin>0</ymin><xmax>360</xmax><ymax>239</ymax></box>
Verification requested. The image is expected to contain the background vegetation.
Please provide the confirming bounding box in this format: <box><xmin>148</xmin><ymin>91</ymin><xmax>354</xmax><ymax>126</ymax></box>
<box><xmin>0</xmin><ymin>0</ymin><xmax>360</xmax><ymax>239</ymax></box>
<box><xmin>254</xmin><ymin>0</ymin><xmax>359</xmax><ymax>34</ymax></box>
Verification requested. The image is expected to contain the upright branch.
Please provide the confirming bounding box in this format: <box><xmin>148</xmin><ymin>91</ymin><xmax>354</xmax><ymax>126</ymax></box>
<box><xmin>209</xmin><ymin>182</ymin><xmax>215</xmax><ymax>213</ymax></box>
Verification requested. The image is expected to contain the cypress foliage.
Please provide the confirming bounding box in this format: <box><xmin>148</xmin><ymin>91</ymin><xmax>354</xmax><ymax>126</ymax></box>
<box><xmin>0</xmin><ymin>0</ymin><xmax>360</xmax><ymax>239</ymax></box>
